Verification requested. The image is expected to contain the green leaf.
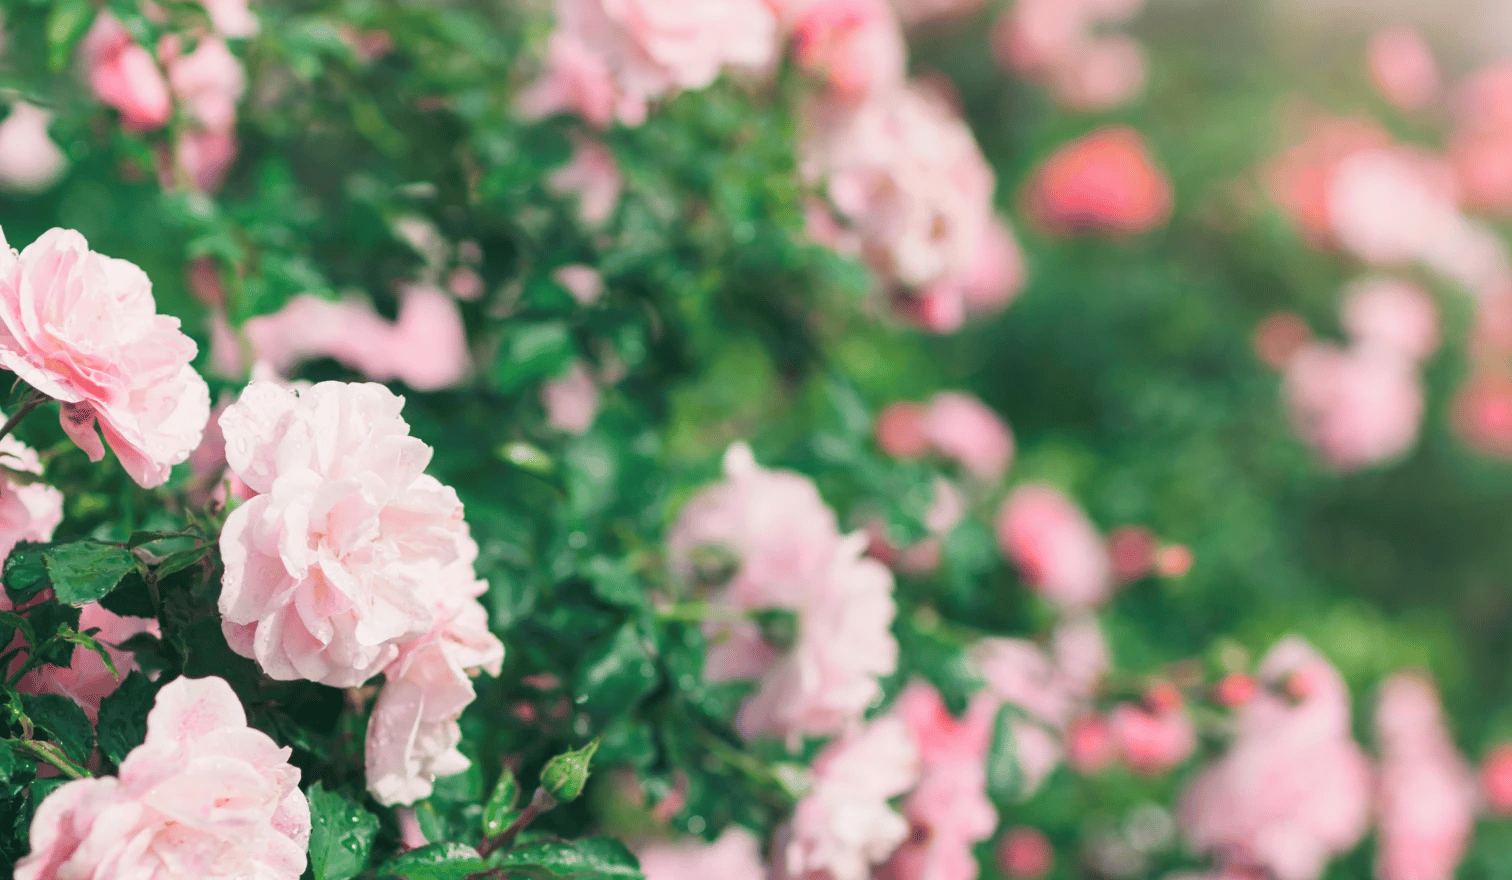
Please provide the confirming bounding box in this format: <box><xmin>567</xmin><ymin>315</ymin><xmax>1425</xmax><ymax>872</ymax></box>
<box><xmin>46</xmin><ymin>0</ymin><xmax>94</xmax><ymax>71</ymax></box>
<box><xmin>4</xmin><ymin>542</ymin><xmax>52</xmax><ymax>603</ymax></box>
<box><xmin>53</xmin><ymin>628</ymin><xmax>116</xmax><ymax>679</ymax></box>
<box><xmin>986</xmin><ymin>704</ymin><xmax>1026</xmax><ymax>803</ymax></box>
<box><xmin>379</xmin><ymin>842</ymin><xmax>485</xmax><ymax>880</ymax></box>
<box><xmin>492</xmin><ymin>322</ymin><xmax>575</xmax><ymax>393</ymax></box>
<box><xmin>583</xmin><ymin>558</ymin><xmax>646</xmax><ymax>609</ymax></box>
<box><xmin>491</xmin><ymin>837</ymin><xmax>644</xmax><ymax>880</ymax></box>
<box><xmin>22</xmin><ymin>693</ymin><xmax>93</xmax><ymax>765</ymax></box>
<box><xmin>307</xmin><ymin>782</ymin><xmax>379</xmax><ymax>880</ymax></box>
<box><xmin>96</xmin><ymin>672</ymin><xmax>160</xmax><ymax>768</ymax></box>
<box><xmin>154</xmin><ymin>545</ymin><xmax>212</xmax><ymax>578</ymax></box>
<box><xmin>28</xmin><ymin>604</ymin><xmax>82</xmax><ymax>667</ymax></box>
<box><xmin>98</xmin><ymin>571</ymin><xmax>157</xmax><ymax>619</ymax></box>
<box><xmin>44</xmin><ymin>542</ymin><xmax>136</xmax><ymax>606</ymax></box>
<box><xmin>573</xmin><ymin>622</ymin><xmax>659</xmax><ymax>725</ymax></box>
<box><xmin>482</xmin><ymin>768</ymin><xmax>522</xmax><ymax>838</ymax></box>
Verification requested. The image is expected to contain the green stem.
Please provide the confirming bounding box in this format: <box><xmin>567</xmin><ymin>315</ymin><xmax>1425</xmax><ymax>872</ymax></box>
<box><xmin>478</xmin><ymin>787</ymin><xmax>557</xmax><ymax>858</ymax></box>
<box><xmin>0</xmin><ymin>390</ymin><xmax>48</xmax><ymax>447</ymax></box>
<box><xmin>15</xmin><ymin>740</ymin><xmax>88</xmax><ymax>780</ymax></box>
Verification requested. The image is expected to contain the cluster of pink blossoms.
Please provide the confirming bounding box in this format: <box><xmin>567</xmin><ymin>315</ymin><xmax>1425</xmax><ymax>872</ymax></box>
<box><xmin>991</xmin><ymin>0</ymin><xmax>1147</xmax><ymax>111</ymax></box>
<box><xmin>216</xmin><ymin>380</ymin><xmax>504</xmax><ymax>804</ymax></box>
<box><xmin>15</xmin><ymin>676</ymin><xmax>310</xmax><ymax>880</ymax></box>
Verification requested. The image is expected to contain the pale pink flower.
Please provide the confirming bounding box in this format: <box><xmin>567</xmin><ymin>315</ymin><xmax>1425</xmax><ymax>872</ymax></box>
<box><xmin>171</xmin><ymin>130</ymin><xmax>238</xmax><ymax>192</ymax></box>
<box><xmin>0</xmin><ymin>435</ymin><xmax>63</xmax><ymax>564</ymax></box>
<box><xmin>997</xmin><ymin>828</ymin><xmax>1053</xmax><ymax>880</ymax></box>
<box><xmin>380</xmin><ymin>283</ymin><xmax>472</xmax><ymax>391</ymax></box>
<box><xmin>0</xmin><ymin>103</ymin><xmax>67</xmax><ymax>192</ymax></box>
<box><xmin>1178</xmin><ymin>637</ymin><xmax>1372</xmax><ymax>880</ymax></box>
<box><xmin>366</xmin><ymin>576</ymin><xmax>504</xmax><ymax>805</ymax></box>
<box><xmin>1326</xmin><ymin>148</ymin><xmax>1460</xmax><ymax>268</ymax></box>
<box><xmin>1283</xmin><ymin>342</ymin><xmax>1424</xmax><ymax>472</ymax></box>
<box><xmin>0</xmin><ymin>227</ymin><xmax>210</xmax><ymax>488</ymax></box>
<box><xmin>1050</xmin><ymin>616</ymin><xmax>1108</xmax><ymax>695</ymax></box>
<box><xmin>14</xmin><ymin>676</ymin><xmax>309</xmax><ymax>880</ymax></box>
<box><xmin>1266</xmin><ymin>115</ymin><xmax>1391</xmax><ymax>246</ymax></box>
<box><xmin>790</xmin><ymin>0</ymin><xmax>907</xmax><ymax>100</ymax></box>
<box><xmin>994</xmin><ymin>485</ymin><xmax>1111</xmax><ymax>611</ymax></box>
<box><xmin>875</xmin><ymin>402</ymin><xmax>931</xmax><ymax>459</ymax></box>
<box><xmin>1367</xmin><ymin>27</ymin><xmax>1439</xmax><ymax>113</ymax></box>
<box><xmin>1451</xmin><ymin>63</ymin><xmax>1512</xmax><ymax>216</ymax></box>
<box><xmin>1340</xmin><ymin>278</ymin><xmax>1438</xmax><ymax>364</ymax></box>
<box><xmin>880</xmin><ymin>682</ymin><xmax>997</xmax><ymax>880</ymax></box>
<box><xmin>524</xmin><ymin>0</ymin><xmax>779</xmax><ymax>127</ymax></box>
<box><xmin>640</xmin><ymin>828</ymin><xmax>768</xmax><ymax>880</ymax></box>
<box><xmin>81</xmin><ymin>14</ymin><xmax>172</xmax><ymax>131</ymax></box>
<box><xmin>1109</xmin><ymin>699</ymin><xmax>1195</xmax><ymax>776</ymax></box>
<box><xmin>924</xmin><ymin>391</ymin><xmax>1013</xmax><ymax>481</ymax></box>
<box><xmin>1374</xmin><ymin>673</ymin><xmax>1477</xmax><ymax>880</ymax></box>
<box><xmin>199</xmin><ymin>0</ymin><xmax>260</xmax><ymax>38</ymax></box>
<box><xmin>165</xmin><ymin>37</ymin><xmax>245</xmax><ymax>134</ymax></box>
<box><xmin>956</xmin><ymin>218</ymin><xmax>1027</xmax><ymax>317</ymax></box>
<box><xmin>1026</xmin><ymin>127</ymin><xmax>1171</xmax><ymax>236</ymax></box>
<box><xmin>1053</xmin><ymin>35</ymin><xmax>1147</xmax><ymax>111</ymax></box>
<box><xmin>18</xmin><ymin>604</ymin><xmax>158</xmax><ymax>724</ymax></box>
<box><xmin>971</xmin><ymin>638</ymin><xmax>1072</xmax><ymax>794</ymax></box>
<box><xmin>784</xmin><ymin>716</ymin><xmax>921</xmax><ymax>880</ymax></box>
<box><xmin>548</xmin><ymin>136</ymin><xmax>624</xmax><ymax>226</ymax></box>
<box><xmin>542</xmin><ymin>361</ymin><xmax>601</xmax><ymax>434</ymax></box>
<box><xmin>737</xmin><ymin>532</ymin><xmax>898</xmax><ymax>741</ymax></box>
<box><xmin>217</xmin><ymin>381</ymin><xmax>478</xmax><ymax>687</ymax></box>
<box><xmin>803</xmin><ymin>84</ymin><xmax>996</xmax><ymax>288</ymax></box>
<box><xmin>554</xmin><ymin>264</ymin><xmax>605</xmax><ymax>305</ymax></box>
<box><xmin>989</xmin><ymin>0</ymin><xmax>1146</xmax><ymax>111</ymax></box>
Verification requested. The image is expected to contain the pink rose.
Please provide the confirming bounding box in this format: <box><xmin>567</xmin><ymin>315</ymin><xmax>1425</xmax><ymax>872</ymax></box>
<box><xmin>1374</xmin><ymin>673</ymin><xmax>1477</xmax><ymax>880</ymax></box>
<box><xmin>1265</xmin><ymin>115</ymin><xmax>1391</xmax><ymax>247</ymax></box>
<box><xmin>1325</xmin><ymin>147</ymin><xmax>1460</xmax><ymax>268</ymax></box>
<box><xmin>783</xmin><ymin>716</ymin><xmax>921</xmax><ymax>880</ymax></box>
<box><xmin>15</xmin><ymin>676</ymin><xmax>309</xmax><ymax>880</ymax></box>
<box><xmin>0</xmin><ymin>103</ymin><xmax>68</xmax><ymax>193</ymax></box>
<box><xmin>217</xmin><ymin>381</ymin><xmax>478</xmax><ymax>687</ymax></box>
<box><xmin>994</xmin><ymin>485</ymin><xmax>1111</xmax><ymax>611</ymax></box>
<box><xmin>542</xmin><ymin>361</ymin><xmax>601</xmax><ymax>435</ymax></box>
<box><xmin>165</xmin><ymin>37</ymin><xmax>245</xmax><ymax>134</ymax></box>
<box><xmin>996</xmin><ymin>828</ymin><xmax>1053</xmax><ymax>880</ymax></box>
<box><xmin>1108</xmin><ymin>697</ymin><xmax>1195</xmax><ymax>776</ymax></box>
<box><xmin>199</xmin><ymin>0</ymin><xmax>260</xmax><ymax>38</ymax></box>
<box><xmin>0</xmin><ymin>228</ymin><xmax>210</xmax><ymax>488</ymax></box>
<box><xmin>1367</xmin><ymin>27</ymin><xmax>1438</xmax><ymax>113</ymax></box>
<box><xmin>879</xmin><ymin>682</ymin><xmax>997</xmax><ymax>880</ymax></box>
<box><xmin>640</xmin><ymin>828</ymin><xmax>768</xmax><ymax>880</ymax></box>
<box><xmin>1178</xmin><ymin>638</ymin><xmax>1372</xmax><ymax>880</ymax></box>
<box><xmin>366</xmin><ymin>578</ymin><xmax>504</xmax><ymax>804</ymax></box>
<box><xmin>81</xmin><ymin>14</ymin><xmax>172</xmax><ymax>131</ymax></box>
<box><xmin>1339</xmin><ymin>278</ymin><xmax>1439</xmax><ymax>363</ymax></box>
<box><xmin>1065</xmin><ymin>714</ymin><xmax>1116</xmax><ymax>774</ymax></box>
<box><xmin>1451</xmin><ymin>63</ymin><xmax>1512</xmax><ymax>216</ymax></box>
<box><xmin>875</xmin><ymin>402</ymin><xmax>931</xmax><ymax>459</ymax></box>
<box><xmin>17</xmin><ymin>604</ymin><xmax>158</xmax><ymax>724</ymax></box>
<box><xmin>737</xmin><ymin>533</ymin><xmax>899</xmax><ymax>741</ymax></box>
<box><xmin>989</xmin><ymin>0</ymin><xmax>1146</xmax><ymax>111</ymax></box>
<box><xmin>803</xmin><ymin>84</ymin><xmax>996</xmax><ymax>288</ymax></box>
<box><xmin>0</xmin><ymin>435</ymin><xmax>63</xmax><ymax>564</ymax></box>
<box><xmin>381</xmin><ymin>283</ymin><xmax>472</xmax><ymax>391</ymax></box>
<box><xmin>171</xmin><ymin>130</ymin><xmax>238</xmax><ymax>192</ymax></box>
<box><xmin>548</xmin><ymin>136</ymin><xmax>624</xmax><ymax>227</ymax></box>
<box><xmin>1283</xmin><ymin>342</ymin><xmax>1424</xmax><ymax>472</ymax></box>
<box><xmin>789</xmin><ymin>0</ymin><xmax>907</xmax><ymax>99</ymax></box>
<box><xmin>1026</xmin><ymin>127</ymin><xmax>1171</xmax><ymax>236</ymax></box>
<box><xmin>924</xmin><ymin>391</ymin><xmax>1013</xmax><ymax>481</ymax></box>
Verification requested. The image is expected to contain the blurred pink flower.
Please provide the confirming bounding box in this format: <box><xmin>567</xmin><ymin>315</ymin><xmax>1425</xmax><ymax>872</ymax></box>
<box><xmin>1340</xmin><ymin>278</ymin><xmax>1439</xmax><ymax>364</ymax></box>
<box><xmin>17</xmin><ymin>604</ymin><xmax>158</xmax><ymax>724</ymax></box>
<box><xmin>924</xmin><ymin>392</ymin><xmax>1013</xmax><ymax>481</ymax></box>
<box><xmin>554</xmin><ymin>264</ymin><xmax>605</xmax><ymax>304</ymax></box>
<box><xmin>1253</xmin><ymin>312</ymin><xmax>1312</xmax><ymax>369</ymax></box>
<box><xmin>784</xmin><ymin>716</ymin><xmax>921</xmax><ymax>880</ymax></box>
<box><xmin>996</xmin><ymin>828</ymin><xmax>1053</xmax><ymax>880</ymax></box>
<box><xmin>14</xmin><ymin>676</ymin><xmax>309</xmax><ymax>880</ymax></box>
<box><xmin>1066</xmin><ymin>714</ymin><xmax>1116</xmax><ymax>774</ymax></box>
<box><xmin>640</xmin><ymin>828</ymin><xmax>768</xmax><ymax>880</ymax></box>
<box><xmin>542</xmin><ymin>361</ymin><xmax>601</xmax><ymax>435</ymax></box>
<box><xmin>171</xmin><ymin>130</ymin><xmax>238</xmax><ymax>192</ymax></box>
<box><xmin>995</xmin><ymin>485</ymin><xmax>1111</xmax><ymax>611</ymax></box>
<box><xmin>382</xmin><ymin>283</ymin><xmax>472</xmax><ymax>390</ymax></box>
<box><xmin>971</xmin><ymin>638</ymin><xmax>1072</xmax><ymax>794</ymax></box>
<box><xmin>1266</xmin><ymin>115</ymin><xmax>1391</xmax><ymax>246</ymax></box>
<box><xmin>990</xmin><ymin>0</ymin><xmax>1146</xmax><ymax>110</ymax></box>
<box><xmin>1107</xmin><ymin>526</ymin><xmax>1157</xmax><ymax>580</ymax></box>
<box><xmin>1283</xmin><ymin>342</ymin><xmax>1423</xmax><ymax>472</ymax></box>
<box><xmin>1481</xmin><ymin>743</ymin><xmax>1512</xmax><ymax>814</ymax></box>
<box><xmin>803</xmin><ymin>84</ymin><xmax>995</xmax><ymax>288</ymax></box>
<box><xmin>0</xmin><ymin>227</ymin><xmax>210</xmax><ymax>488</ymax></box>
<box><xmin>200</xmin><ymin>0</ymin><xmax>260</xmax><ymax>38</ymax></box>
<box><xmin>548</xmin><ymin>135</ymin><xmax>624</xmax><ymax>226</ymax></box>
<box><xmin>1051</xmin><ymin>616</ymin><xmax>1109</xmax><ymax>694</ymax></box>
<box><xmin>81</xmin><ymin>14</ymin><xmax>172</xmax><ymax>131</ymax></box>
<box><xmin>880</xmin><ymin>682</ymin><xmax>997</xmax><ymax>880</ymax></box>
<box><xmin>1367</xmin><ymin>27</ymin><xmax>1439</xmax><ymax>112</ymax></box>
<box><xmin>1450</xmin><ymin>62</ymin><xmax>1512</xmax><ymax>215</ymax></box>
<box><xmin>1109</xmin><ymin>694</ymin><xmax>1195</xmax><ymax>776</ymax></box>
<box><xmin>1374</xmin><ymin>673</ymin><xmax>1477</xmax><ymax>880</ymax></box>
<box><xmin>1456</xmin><ymin>370</ymin><xmax>1512</xmax><ymax>458</ymax></box>
<box><xmin>0</xmin><ymin>435</ymin><xmax>63</xmax><ymax>565</ymax></box>
<box><xmin>1178</xmin><ymin>637</ymin><xmax>1372</xmax><ymax>880</ymax></box>
<box><xmin>0</xmin><ymin>103</ymin><xmax>67</xmax><ymax>192</ymax></box>
<box><xmin>1026</xmin><ymin>127</ymin><xmax>1171</xmax><ymax>235</ymax></box>
<box><xmin>1326</xmin><ymin>147</ymin><xmax>1459</xmax><ymax>267</ymax></box>
<box><xmin>876</xmin><ymin>402</ymin><xmax>931</xmax><ymax>459</ymax></box>
<box><xmin>165</xmin><ymin>37</ymin><xmax>245</xmax><ymax>134</ymax></box>
<box><xmin>907</xmin><ymin>218</ymin><xmax>1026</xmax><ymax>332</ymax></box>
<box><xmin>789</xmin><ymin>0</ymin><xmax>906</xmax><ymax>99</ymax></box>
<box><xmin>1052</xmin><ymin>35</ymin><xmax>1147</xmax><ymax>112</ymax></box>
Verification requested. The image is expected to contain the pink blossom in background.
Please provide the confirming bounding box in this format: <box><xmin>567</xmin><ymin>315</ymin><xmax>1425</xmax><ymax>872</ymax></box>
<box><xmin>14</xmin><ymin>677</ymin><xmax>309</xmax><ymax>880</ymax></box>
<box><xmin>996</xmin><ymin>828</ymin><xmax>1053</xmax><ymax>880</ymax></box>
<box><xmin>1066</xmin><ymin>714</ymin><xmax>1116</xmax><ymax>773</ymax></box>
<box><xmin>906</xmin><ymin>218</ymin><xmax>1027</xmax><ymax>332</ymax></box>
<box><xmin>990</xmin><ymin>0</ymin><xmax>1147</xmax><ymax>110</ymax></box>
<box><xmin>971</xmin><ymin>638</ymin><xmax>1071</xmax><ymax>794</ymax></box>
<box><xmin>81</xmin><ymin>14</ymin><xmax>172</xmax><ymax>131</ymax></box>
<box><xmin>217</xmin><ymin>381</ymin><xmax>481</xmax><ymax>688</ymax></box>
<box><xmin>1283</xmin><ymin>342</ymin><xmax>1424</xmax><ymax>472</ymax></box>
<box><xmin>522</xmin><ymin>0</ymin><xmax>779</xmax><ymax>127</ymax></box>
<box><xmin>381</xmin><ymin>283</ymin><xmax>472</xmax><ymax>390</ymax></box>
<box><xmin>1266</xmin><ymin>115</ymin><xmax>1390</xmax><ymax>246</ymax></box>
<box><xmin>1052</xmin><ymin>35</ymin><xmax>1147</xmax><ymax>112</ymax></box>
<box><xmin>1109</xmin><ymin>693</ymin><xmax>1196</xmax><ymax>776</ymax></box>
<box><xmin>17</xmin><ymin>604</ymin><xmax>158</xmax><ymax>724</ymax></box>
<box><xmin>788</xmin><ymin>0</ymin><xmax>906</xmax><ymax>100</ymax></box>
<box><xmin>0</xmin><ymin>103</ymin><xmax>67</xmax><ymax>192</ymax></box>
<box><xmin>1374</xmin><ymin>673</ymin><xmax>1477</xmax><ymax>880</ymax></box>
<box><xmin>1253</xmin><ymin>312</ymin><xmax>1312</xmax><ymax>369</ymax></box>
<box><xmin>640</xmin><ymin>828</ymin><xmax>768</xmax><ymax>880</ymax></box>
<box><xmin>1051</xmin><ymin>616</ymin><xmax>1109</xmax><ymax>694</ymax></box>
<box><xmin>0</xmin><ymin>435</ymin><xmax>63</xmax><ymax>564</ymax></box>
<box><xmin>1178</xmin><ymin>637</ymin><xmax>1372</xmax><ymax>880</ymax></box>
<box><xmin>1107</xmin><ymin>526</ymin><xmax>1157</xmax><ymax>580</ymax></box>
<box><xmin>803</xmin><ymin>84</ymin><xmax>996</xmax><ymax>288</ymax></box>
<box><xmin>1450</xmin><ymin>62</ymin><xmax>1512</xmax><ymax>216</ymax></box>
<box><xmin>548</xmin><ymin>135</ymin><xmax>624</xmax><ymax>226</ymax></box>
<box><xmin>1154</xmin><ymin>543</ymin><xmax>1193</xmax><ymax>576</ymax></box>
<box><xmin>995</xmin><ymin>485</ymin><xmax>1111</xmax><ymax>611</ymax></box>
<box><xmin>1026</xmin><ymin>127</ymin><xmax>1171</xmax><ymax>235</ymax></box>
<box><xmin>783</xmin><ymin>716</ymin><xmax>921</xmax><ymax>880</ymax></box>
<box><xmin>1325</xmin><ymin>147</ymin><xmax>1459</xmax><ymax>267</ymax></box>
<box><xmin>1339</xmin><ymin>278</ymin><xmax>1439</xmax><ymax>364</ymax></box>
<box><xmin>1454</xmin><ymin>370</ymin><xmax>1512</xmax><ymax>459</ymax></box>
<box><xmin>554</xmin><ymin>264</ymin><xmax>605</xmax><ymax>305</ymax></box>
<box><xmin>165</xmin><ymin>37</ymin><xmax>246</xmax><ymax>135</ymax></box>
<box><xmin>924</xmin><ymin>392</ymin><xmax>1013</xmax><ymax>481</ymax></box>
<box><xmin>199</xmin><ymin>0</ymin><xmax>260</xmax><ymax>38</ymax></box>
<box><xmin>1481</xmin><ymin>744</ymin><xmax>1512</xmax><ymax>814</ymax></box>
<box><xmin>542</xmin><ymin>361</ymin><xmax>601</xmax><ymax>435</ymax></box>
<box><xmin>737</xmin><ymin>533</ymin><xmax>898</xmax><ymax>741</ymax></box>
<box><xmin>366</xmin><ymin>568</ymin><xmax>505</xmax><ymax>804</ymax></box>
<box><xmin>1367</xmin><ymin>27</ymin><xmax>1439</xmax><ymax>112</ymax></box>
<box><xmin>0</xmin><ymin>227</ymin><xmax>210</xmax><ymax>488</ymax></box>
<box><xmin>1213</xmin><ymin>673</ymin><xmax>1257</xmax><ymax>708</ymax></box>
<box><xmin>171</xmin><ymin>129</ymin><xmax>238</xmax><ymax>192</ymax></box>
<box><xmin>876</xmin><ymin>402</ymin><xmax>931</xmax><ymax>459</ymax></box>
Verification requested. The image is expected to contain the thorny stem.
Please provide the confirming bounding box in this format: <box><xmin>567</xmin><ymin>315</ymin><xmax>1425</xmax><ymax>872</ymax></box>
<box><xmin>478</xmin><ymin>787</ymin><xmax>558</xmax><ymax>859</ymax></box>
<box><xmin>0</xmin><ymin>389</ymin><xmax>48</xmax><ymax>447</ymax></box>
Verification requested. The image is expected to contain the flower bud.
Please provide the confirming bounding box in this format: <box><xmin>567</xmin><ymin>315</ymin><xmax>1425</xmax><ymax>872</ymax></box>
<box><xmin>540</xmin><ymin>736</ymin><xmax>601</xmax><ymax>803</ymax></box>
